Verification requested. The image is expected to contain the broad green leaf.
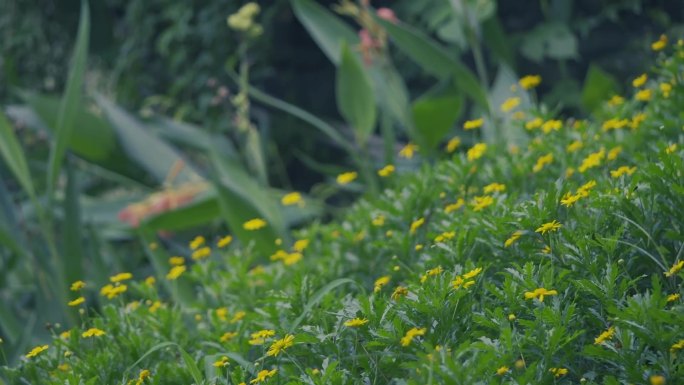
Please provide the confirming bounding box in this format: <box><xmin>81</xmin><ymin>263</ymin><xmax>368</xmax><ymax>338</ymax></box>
<box><xmin>142</xmin><ymin>192</ymin><xmax>221</xmax><ymax>231</ymax></box>
<box><xmin>95</xmin><ymin>94</ymin><xmax>200</xmax><ymax>184</ymax></box>
<box><xmin>581</xmin><ymin>64</ymin><xmax>619</xmax><ymax>112</ymax></box>
<box><xmin>291</xmin><ymin>0</ymin><xmax>358</xmax><ymax>65</ymax></box>
<box><xmin>412</xmin><ymin>89</ymin><xmax>463</xmax><ymax>150</ymax></box>
<box><xmin>46</xmin><ymin>0</ymin><xmax>89</xmax><ymax>197</ymax></box>
<box><xmin>337</xmin><ymin>43</ymin><xmax>376</xmax><ymax>145</ymax></box>
<box><xmin>482</xmin><ymin>16</ymin><xmax>515</xmax><ymax>68</ymax></box>
<box><xmin>0</xmin><ymin>111</ymin><xmax>35</xmax><ymax>199</ymax></box>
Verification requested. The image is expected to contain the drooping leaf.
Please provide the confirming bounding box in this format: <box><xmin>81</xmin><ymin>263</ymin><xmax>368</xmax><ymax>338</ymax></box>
<box><xmin>337</xmin><ymin>42</ymin><xmax>376</xmax><ymax>145</ymax></box>
<box><xmin>0</xmin><ymin>110</ymin><xmax>35</xmax><ymax>199</ymax></box>
<box><xmin>412</xmin><ymin>88</ymin><xmax>463</xmax><ymax>150</ymax></box>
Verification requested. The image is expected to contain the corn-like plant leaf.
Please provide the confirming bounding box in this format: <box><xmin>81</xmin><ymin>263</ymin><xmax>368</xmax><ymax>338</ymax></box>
<box><xmin>0</xmin><ymin>111</ymin><xmax>35</xmax><ymax>199</ymax></box>
<box><xmin>337</xmin><ymin>42</ymin><xmax>377</xmax><ymax>145</ymax></box>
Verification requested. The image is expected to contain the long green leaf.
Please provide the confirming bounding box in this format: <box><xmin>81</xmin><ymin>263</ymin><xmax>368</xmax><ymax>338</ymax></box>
<box><xmin>290</xmin><ymin>0</ymin><xmax>358</xmax><ymax>65</ymax></box>
<box><xmin>288</xmin><ymin>278</ymin><xmax>357</xmax><ymax>332</ymax></box>
<box><xmin>412</xmin><ymin>88</ymin><xmax>463</xmax><ymax>150</ymax></box>
<box><xmin>0</xmin><ymin>111</ymin><xmax>35</xmax><ymax>199</ymax></box>
<box><xmin>142</xmin><ymin>192</ymin><xmax>220</xmax><ymax>231</ymax></box>
<box><xmin>337</xmin><ymin>43</ymin><xmax>377</xmax><ymax>145</ymax></box>
<box><xmin>63</xmin><ymin>162</ymin><xmax>84</xmax><ymax>286</ymax></box>
<box><xmin>46</xmin><ymin>0</ymin><xmax>89</xmax><ymax>197</ymax></box>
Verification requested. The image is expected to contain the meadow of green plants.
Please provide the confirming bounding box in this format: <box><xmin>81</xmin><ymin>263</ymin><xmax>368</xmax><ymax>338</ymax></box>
<box><xmin>1</xmin><ymin>1</ymin><xmax>684</xmax><ymax>384</ymax></box>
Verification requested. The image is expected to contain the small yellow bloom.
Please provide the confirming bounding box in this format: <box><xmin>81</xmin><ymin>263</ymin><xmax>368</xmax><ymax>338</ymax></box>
<box><xmin>463</xmin><ymin>118</ymin><xmax>484</xmax><ymax>130</ymax></box>
<box><xmin>519</xmin><ymin>75</ymin><xmax>542</xmax><ymax>90</ymax></box>
<box><xmin>560</xmin><ymin>192</ymin><xmax>582</xmax><ymax>207</ymax></box>
<box><xmin>434</xmin><ymin>231</ymin><xmax>456</xmax><ymax>243</ymax></box>
<box><xmin>463</xmin><ymin>267</ymin><xmax>483</xmax><ymax>280</ymax></box>
<box><xmin>230</xmin><ymin>310</ymin><xmax>246</xmax><ymax>323</ymax></box>
<box><xmin>191</xmin><ymin>246</ymin><xmax>211</xmax><ymax>260</ymax></box>
<box><xmin>651</xmin><ymin>34</ymin><xmax>668</xmax><ymax>51</ymax></box>
<box><xmin>68</xmin><ymin>297</ymin><xmax>85</xmax><ymax>307</ymax></box>
<box><xmin>666</xmin><ymin>293</ymin><xmax>680</xmax><ymax>302</ymax></box>
<box><xmin>508</xmin><ymin>314</ymin><xmax>516</xmax><ymax>321</ymax></box>
<box><xmin>650</xmin><ymin>375</ymin><xmax>666</xmax><ymax>385</ymax></box>
<box><xmin>471</xmin><ymin>195</ymin><xmax>494</xmax><ymax>211</ymax></box>
<box><xmin>664</xmin><ymin>260</ymin><xmax>683</xmax><ymax>277</ymax></box>
<box><xmin>420</xmin><ymin>266</ymin><xmax>443</xmax><ymax>283</ymax></box>
<box><xmin>378</xmin><ymin>164</ymin><xmax>395</xmax><ymax>177</ymax></box>
<box><xmin>467</xmin><ymin>143</ymin><xmax>487</xmax><ymax>161</ymax></box>
<box><xmin>567</xmin><ymin>140</ymin><xmax>583</xmax><ymax>153</ymax></box>
<box><xmin>666</xmin><ymin>143</ymin><xmax>677</xmax><ymax>154</ymax></box>
<box><xmin>82</xmin><ymin>328</ymin><xmax>106</xmax><ymax>338</ymax></box>
<box><xmin>213</xmin><ymin>356</ymin><xmax>230</xmax><ymax>368</ymax></box>
<box><xmin>504</xmin><ymin>230</ymin><xmax>523</xmax><ymax>247</ymax></box>
<box><xmin>344</xmin><ymin>318</ymin><xmax>369</xmax><ymax>327</ymax></box>
<box><xmin>524</xmin><ymin>288</ymin><xmax>558</xmax><ymax>302</ymax></box>
<box><xmin>217</xmin><ymin>235</ymin><xmax>233</xmax><ymax>248</ymax></box>
<box><xmin>26</xmin><ymin>344</ymin><xmax>49</xmax><ymax>359</ymax></box>
<box><xmin>535</xmin><ymin>220</ymin><xmax>562</xmax><ymax>234</ymax></box>
<box><xmin>610</xmin><ymin>166</ymin><xmax>637</xmax><ymax>178</ymax></box>
<box><xmin>496</xmin><ymin>366</ymin><xmax>510</xmax><ymax>376</ymax></box>
<box><xmin>336</xmin><ymin>171</ymin><xmax>358</xmax><ymax>185</ymax></box>
<box><xmin>636</xmin><ymin>89</ymin><xmax>652</xmax><ymax>101</ymax></box>
<box><xmin>446</xmin><ymin>137</ymin><xmax>461</xmax><ymax>153</ymax></box>
<box><xmin>399</xmin><ymin>143</ymin><xmax>418</xmax><ymax>159</ymax></box>
<box><xmin>660</xmin><ymin>82</ymin><xmax>672</xmax><ymax>98</ymax></box>
<box><xmin>189</xmin><ymin>235</ymin><xmax>205</xmax><ymax>250</ymax></box>
<box><xmin>169</xmin><ymin>256</ymin><xmax>185</xmax><ymax>266</ymax></box>
<box><xmin>594</xmin><ymin>326</ymin><xmax>615</xmax><ymax>344</ymax></box>
<box><xmin>444</xmin><ymin>198</ymin><xmax>465</xmax><ymax>213</ymax></box>
<box><xmin>632</xmin><ymin>73</ymin><xmax>648</xmax><ymax>88</ymax></box>
<box><xmin>144</xmin><ymin>276</ymin><xmax>156</xmax><ymax>286</ymax></box>
<box><xmin>671</xmin><ymin>339</ymin><xmax>684</xmax><ymax>353</ymax></box>
<box><xmin>293</xmin><ymin>239</ymin><xmax>309</xmax><ymax>252</ymax></box>
<box><xmin>70</xmin><ymin>280</ymin><xmax>86</xmax><ymax>291</ymax></box>
<box><xmin>282</xmin><ymin>252</ymin><xmax>302</xmax><ymax>266</ymax></box>
<box><xmin>410</xmin><ymin>217</ymin><xmax>425</xmax><ymax>234</ymax></box>
<box><xmin>533</xmin><ymin>153</ymin><xmax>554</xmax><ymax>173</ymax></box>
<box><xmin>110</xmin><ymin>272</ymin><xmax>133</xmax><ymax>283</ymax></box>
<box><xmin>250</xmin><ymin>369</ymin><xmax>277</xmax><ymax>384</ymax></box>
<box><xmin>608</xmin><ymin>95</ymin><xmax>624</xmax><ymax>106</ymax></box>
<box><xmin>549</xmin><ymin>367</ymin><xmax>568</xmax><ymax>378</ymax></box>
<box><xmin>500</xmin><ymin>97</ymin><xmax>521</xmax><ymax>112</ymax></box>
<box><xmin>391</xmin><ymin>286</ymin><xmax>408</xmax><ymax>300</ymax></box>
<box><xmin>525</xmin><ymin>117</ymin><xmax>543</xmax><ymax>130</ymax></box>
<box><xmin>281</xmin><ymin>192</ymin><xmax>303</xmax><ymax>206</ymax></box>
<box><xmin>415</xmin><ymin>243</ymin><xmax>424</xmax><ymax>251</ymax></box>
<box><xmin>483</xmin><ymin>183</ymin><xmax>505</xmax><ymax>194</ymax></box>
<box><xmin>541</xmin><ymin>119</ymin><xmax>562</xmax><ymax>134</ymax></box>
<box><xmin>372</xmin><ymin>215</ymin><xmax>385</xmax><ymax>226</ymax></box>
<box><xmin>578</xmin><ymin>148</ymin><xmax>605</xmax><ymax>172</ymax></box>
<box><xmin>249</xmin><ymin>329</ymin><xmax>275</xmax><ymax>345</ymax></box>
<box><xmin>100</xmin><ymin>283</ymin><xmax>127</xmax><ymax>299</ymax></box>
<box><xmin>216</xmin><ymin>307</ymin><xmax>229</xmax><ymax>321</ymax></box>
<box><xmin>220</xmin><ymin>331</ymin><xmax>238</xmax><ymax>342</ymax></box>
<box><xmin>266</xmin><ymin>334</ymin><xmax>295</xmax><ymax>357</ymax></box>
<box><xmin>400</xmin><ymin>327</ymin><xmax>426</xmax><ymax>346</ymax></box>
<box><xmin>137</xmin><ymin>369</ymin><xmax>151</xmax><ymax>384</ymax></box>
<box><xmin>243</xmin><ymin>218</ymin><xmax>267</xmax><ymax>230</ymax></box>
<box><xmin>166</xmin><ymin>265</ymin><xmax>186</xmax><ymax>280</ymax></box>
<box><xmin>374</xmin><ymin>276</ymin><xmax>390</xmax><ymax>292</ymax></box>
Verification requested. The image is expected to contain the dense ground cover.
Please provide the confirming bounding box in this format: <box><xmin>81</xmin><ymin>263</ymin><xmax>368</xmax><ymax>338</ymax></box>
<box><xmin>3</xmin><ymin>42</ymin><xmax>684</xmax><ymax>385</ymax></box>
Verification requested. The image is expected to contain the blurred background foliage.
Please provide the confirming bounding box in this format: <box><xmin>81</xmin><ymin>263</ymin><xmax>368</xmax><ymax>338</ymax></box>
<box><xmin>0</xmin><ymin>0</ymin><xmax>683</xmax><ymax>365</ymax></box>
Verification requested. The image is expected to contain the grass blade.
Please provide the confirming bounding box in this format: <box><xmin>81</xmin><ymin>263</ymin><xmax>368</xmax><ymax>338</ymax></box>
<box><xmin>63</xmin><ymin>161</ymin><xmax>85</xmax><ymax>286</ymax></box>
<box><xmin>0</xmin><ymin>111</ymin><xmax>35</xmax><ymax>199</ymax></box>
<box><xmin>288</xmin><ymin>278</ymin><xmax>357</xmax><ymax>333</ymax></box>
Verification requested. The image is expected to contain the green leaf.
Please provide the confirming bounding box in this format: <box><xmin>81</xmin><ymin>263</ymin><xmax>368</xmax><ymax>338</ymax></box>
<box><xmin>412</xmin><ymin>88</ymin><xmax>463</xmax><ymax>150</ymax></box>
<box><xmin>291</xmin><ymin>0</ymin><xmax>358</xmax><ymax>65</ymax></box>
<box><xmin>581</xmin><ymin>64</ymin><xmax>619</xmax><ymax>112</ymax></box>
<box><xmin>63</xmin><ymin>162</ymin><xmax>84</xmax><ymax>287</ymax></box>
<box><xmin>142</xmin><ymin>192</ymin><xmax>221</xmax><ymax>231</ymax></box>
<box><xmin>337</xmin><ymin>43</ymin><xmax>376</xmax><ymax>145</ymax></box>
<box><xmin>482</xmin><ymin>16</ymin><xmax>515</xmax><ymax>69</ymax></box>
<box><xmin>46</xmin><ymin>0</ymin><xmax>89</xmax><ymax>198</ymax></box>
<box><xmin>288</xmin><ymin>278</ymin><xmax>358</xmax><ymax>333</ymax></box>
<box><xmin>377</xmin><ymin>18</ymin><xmax>488</xmax><ymax>109</ymax></box>
<box><xmin>0</xmin><ymin>110</ymin><xmax>35</xmax><ymax>199</ymax></box>
<box><xmin>95</xmin><ymin>94</ymin><xmax>200</xmax><ymax>184</ymax></box>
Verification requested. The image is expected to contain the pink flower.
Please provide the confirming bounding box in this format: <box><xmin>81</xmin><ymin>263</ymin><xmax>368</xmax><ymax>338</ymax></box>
<box><xmin>377</xmin><ymin>8</ymin><xmax>398</xmax><ymax>23</ymax></box>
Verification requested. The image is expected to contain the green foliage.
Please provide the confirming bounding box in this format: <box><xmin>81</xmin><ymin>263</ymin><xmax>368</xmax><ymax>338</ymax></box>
<box><xmin>336</xmin><ymin>43</ymin><xmax>376</xmax><ymax>146</ymax></box>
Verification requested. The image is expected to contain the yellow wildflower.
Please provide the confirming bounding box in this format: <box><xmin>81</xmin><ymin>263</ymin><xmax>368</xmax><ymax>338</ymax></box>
<box><xmin>410</xmin><ymin>217</ymin><xmax>425</xmax><ymax>234</ymax></box>
<box><xmin>230</xmin><ymin>310</ymin><xmax>246</xmax><ymax>323</ymax></box>
<box><xmin>650</xmin><ymin>375</ymin><xmax>666</xmax><ymax>385</ymax></box>
<box><xmin>336</xmin><ymin>171</ymin><xmax>358</xmax><ymax>185</ymax></box>
<box><xmin>524</xmin><ymin>288</ymin><xmax>558</xmax><ymax>302</ymax></box>
<box><xmin>391</xmin><ymin>286</ymin><xmax>409</xmax><ymax>300</ymax></box>
<box><xmin>630</xmin><ymin>113</ymin><xmax>647</xmax><ymax>129</ymax></box>
<box><xmin>500</xmin><ymin>97</ymin><xmax>521</xmax><ymax>112</ymax></box>
<box><xmin>533</xmin><ymin>153</ymin><xmax>554</xmax><ymax>173</ymax></box>
<box><xmin>414</xmin><ymin>244</ymin><xmax>424</xmax><ymax>251</ymax></box>
<box><xmin>496</xmin><ymin>366</ymin><xmax>510</xmax><ymax>376</ymax></box>
<box><xmin>471</xmin><ymin>195</ymin><xmax>494</xmax><ymax>211</ymax></box>
<box><xmin>636</xmin><ymin>89</ymin><xmax>652</xmax><ymax>101</ymax></box>
<box><xmin>434</xmin><ymin>231</ymin><xmax>456</xmax><ymax>243</ymax></box>
<box><xmin>463</xmin><ymin>267</ymin><xmax>483</xmax><ymax>280</ymax></box>
<box><xmin>372</xmin><ymin>215</ymin><xmax>385</xmax><ymax>226</ymax></box>
<box><xmin>519</xmin><ymin>75</ymin><xmax>542</xmax><ymax>89</ymax></box>
<box><xmin>610</xmin><ymin>166</ymin><xmax>636</xmax><ymax>178</ymax></box>
<box><xmin>137</xmin><ymin>369</ymin><xmax>151</xmax><ymax>384</ymax></box>
<box><xmin>512</xmin><ymin>111</ymin><xmax>526</xmax><ymax>120</ymax></box>
<box><xmin>215</xmin><ymin>307</ymin><xmax>228</xmax><ymax>321</ymax></box>
<box><xmin>608</xmin><ymin>95</ymin><xmax>624</xmax><ymax>106</ymax></box>
<box><xmin>293</xmin><ymin>239</ymin><xmax>309</xmax><ymax>252</ymax></box>
<box><xmin>144</xmin><ymin>276</ymin><xmax>155</xmax><ymax>286</ymax></box>
<box><xmin>536</xmin><ymin>220</ymin><xmax>562</xmax><ymax>234</ymax></box>
<box><xmin>602</xmin><ymin>118</ymin><xmax>629</xmax><ymax>132</ymax></box>
<box><xmin>632</xmin><ymin>73</ymin><xmax>648</xmax><ymax>88</ymax></box>
<box><xmin>189</xmin><ymin>236</ymin><xmax>205</xmax><ymax>250</ymax></box>
<box><xmin>549</xmin><ymin>368</ymin><xmax>568</xmax><ymax>378</ymax></box>
<box><xmin>220</xmin><ymin>332</ymin><xmax>238</xmax><ymax>342</ymax></box>
<box><xmin>505</xmin><ymin>230</ymin><xmax>523</xmax><ymax>247</ymax></box>
<box><xmin>578</xmin><ymin>148</ymin><xmax>605</xmax><ymax>172</ymax></box>
<box><xmin>378</xmin><ymin>164</ymin><xmax>395</xmax><ymax>177</ymax></box>
<box><xmin>344</xmin><ymin>318</ymin><xmax>369</xmax><ymax>327</ymax></box>
<box><xmin>68</xmin><ymin>297</ymin><xmax>85</xmax><ymax>307</ymax></box>
<box><xmin>399</xmin><ymin>143</ymin><xmax>418</xmax><ymax>159</ymax></box>
<box><xmin>244</xmin><ymin>218</ymin><xmax>267</xmax><ymax>230</ymax></box>
<box><xmin>444</xmin><ymin>198</ymin><xmax>465</xmax><ymax>213</ymax></box>
<box><xmin>266</xmin><ymin>334</ymin><xmax>295</xmax><ymax>357</ymax></box>
<box><xmin>283</xmin><ymin>252</ymin><xmax>302</xmax><ymax>266</ymax></box>
<box><xmin>169</xmin><ymin>256</ymin><xmax>185</xmax><ymax>266</ymax></box>
<box><xmin>217</xmin><ymin>235</ymin><xmax>233</xmax><ymax>248</ymax></box>
<box><xmin>664</xmin><ymin>260</ymin><xmax>684</xmax><ymax>277</ymax></box>
<box><xmin>374</xmin><ymin>276</ymin><xmax>390</xmax><ymax>292</ymax></box>
<box><xmin>594</xmin><ymin>326</ymin><xmax>615</xmax><ymax>344</ymax></box>
<box><xmin>213</xmin><ymin>356</ymin><xmax>230</xmax><ymax>368</ymax></box>
<box><xmin>446</xmin><ymin>137</ymin><xmax>461</xmax><ymax>153</ymax></box>
<box><xmin>463</xmin><ymin>118</ymin><xmax>484</xmax><ymax>130</ymax></box>
<box><xmin>26</xmin><ymin>344</ymin><xmax>49</xmax><ymax>359</ymax></box>
<box><xmin>670</xmin><ymin>339</ymin><xmax>684</xmax><ymax>353</ymax></box>
<box><xmin>467</xmin><ymin>143</ymin><xmax>487</xmax><ymax>161</ymax></box>
<box><xmin>110</xmin><ymin>272</ymin><xmax>133</xmax><ymax>283</ymax></box>
<box><xmin>191</xmin><ymin>246</ymin><xmax>211</xmax><ymax>260</ymax></box>
<box><xmin>70</xmin><ymin>280</ymin><xmax>85</xmax><ymax>291</ymax></box>
<box><xmin>666</xmin><ymin>293</ymin><xmax>680</xmax><ymax>302</ymax></box>
<box><xmin>82</xmin><ymin>328</ymin><xmax>106</xmax><ymax>338</ymax></box>
<box><xmin>666</xmin><ymin>143</ymin><xmax>677</xmax><ymax>154</ymax></box>
<box><xmin>281</xmin><ymin>192</ymin><xmax>303</xmax><ymax>206</ymax></box>
<box><xmin>100</xmin><ymin>283</ymin><xmax>127</xmax><ymax>299</ymax></box>
<box><xmin>560</xmin><ymin>192</ymin><xmax>582</xmax><ymax>207</ymax></box>
<box><xmin>400</xmin><ymin>327</ymin><xmax>426</xmax><ymax>347</ymax></box>
<box><xmin>166</xmin><ymin>265</ymin><xmax>186</xmax><ymax>280</ymax></box>
<box><xmin>652</xmin><ymin>34</ymin><xmax>668</xmax><ymax>51</ymax></box>
<box><xmin>249</xmin><ymin>329</ymin><xmax>275</xmax><ymax>345</ymax></box>
<box><xmin>541</xmin><ymin>119</ymin><xmax>562</xmax><ymax>134</ymax></box>
<box><xmin>567</xmin><ymin>140</ymin><xmax>583</xmax><ymax>153</ymax></box>
<box><xmin>483</xmin><ymin>182</ymin><xmax>506</xmax><ymax>194</ymax></box>
<box><xmin>525</xmin><ymin>117</ymin><xmax>543</xmax><ymax>130</ymax></box>
<box><xmin>660</xmin><ymin>82</ymin><xmax>672</xmax><ymax>98</ymax></box>
<box><xmin>250</xmin><ymin>369</ymin><xmax>277</xmax><ymax>384</ymax></box>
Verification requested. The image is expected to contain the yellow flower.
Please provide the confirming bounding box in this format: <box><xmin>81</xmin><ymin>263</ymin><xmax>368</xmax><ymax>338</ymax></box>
<box><xmin>68</xmin><ymin>297</ymin><xmax>85</xmax><ymax>307</ymax></box>
<box><xmin>137</xmin><ymin>369</ymin><xmax>151</xmax><ymax>384</ymax></box>
<box><xmin>512</xmin><ymin>111</ymin><xmax>526</xmax><ymax>120</ymax></box>
<box><xmin>660</xmin><ymin>82</ymin><xmax>672</xmax><ymax>98</ymax></box>
<box><xmin>483</xmin><ymin>183</ymin><xmax>505</xmax><ymax>194</ymax></box>
<box><xmin>400</xmin><ymin>327</ymin><xmax>426</xmax><ymax>346</ymax></box>
<box><xmin>524</xmin><ymin>288</ymin><xmax>558</xmax><ymax>302</ymax></box>
<box><xmin>344</xmin><ymin>318</ymin><xmax>369</xmax><ymax>327</ymax></box>
<box><xmin>505</xmin><ymin>230</ymin><xmax>523</xmax><ymax>247</ymax></box>
<box><xmin>666</xmin><ymin>293</ymin><xmax>680</xmax><ymax>302</ymax></box>
<box><xmin>372</xmin><ymin>215</ymin><xmax>385</xmax><ymax>226</ymax></box>
<box><xmin>666</xmin><ymin>143</ymin><xmax>677</xmax><ymax>154</ymax></box>
<box><xmin>399</xmin><ymin>143</ymin><xmax>418</xmax><ymax>159</ymax></box>
<box><xmin>267</xmin><ymin>334</ymin><xmax>295</xmax><ymax>357</ymax></box>
<box><xmin>577</xmin><ymin>180</ymin><xmax>597</xmax><ymax>196</ymax></box>
<box><xmin>500</xmin><ymin>97</ymin><xmax>521</xmax><ymax>112</ymax></box>
<box><xmin>549</xmin><ymin>367</ymin><xmax>568</xmax><ymax>378</ymax></box>
<box><xmin>434</xmin><ymin>231</ymin><xmax>456</xmax><ymax>243</ymax></box>
<box><xmin>650</xmin><ymin>375</ymin><xmax>666</xmax><ymax>385</ymax></box>
<box><xmin>471</xmin><ymin>195</ymin><xmax>494</xmax><ymax>211</ymax></box>
<box><xmin>415</xmin><ymin>244</ymin><xmax>424</xmax><ymax>251</ymax></box>
<box><xmin>230</xmin><ymin>310</ymin><xmax>246</xmax><ymax>323</ymax></box>
<box><xmin>216</xmin><ymin>307</ymin><xmax>229</xmax><ymax>321</ymax></box>
<box><xmin>578</xmin><ymin>148</ymin><xmax>605</xmax><ymax>172</ymax></box>
<box><xmin>541</xmin><ymin>119</ymin><xmax>562</xmax><ymax>134</ymax></box>
<box><xmin>560</xmin><ymin>192</ymin><xmax>582</xmax><ymax>207</ymax></box>
<box><xmin>166</xmin><ymin>265</ymin><xmax>186</xmax><ymax>280</ymax></box>
<box><xmin>602</xmin><ymin>118</ymin><xmax>629</xmax><ymax>132</ymax></box>
<box><xmin>336</xmin><ymin>171</ymin><xmax>358</xmax><ymax>185</ymax></box>
<box><xmin>100</xmin><ymin>283</ymin><xmax>127</xmax><ymax>299</ymax></box>
<box><xmin>444</xmin><ymin>198</ymin><xmax>465</xmax><ymax>213</ymax></box>
<box><xmin>110</xmin><ymin>272</ymin><xmax>133</xmax><ymax>283</ymax></box>
<box><xmin>567</xmin><ymin>140</ymin><xmax>583</xmax><ymax>153</ymax></box>
<box><xmin>213</xmin><ymin>356</ymin><xmax>230</xmax><ymax>368</ymax></box>
<box><xmin>250</xmin><ymin>369</ymin><xmax>277</xmax><ymax>384</ymax></box>
<box><xmin>664</xmin><ymin>260</ymin><xmax>684</xmax><ymax>277</ymax></box>
<box><xmin>496</xmin><ymin>366</ymin><xmax>510</xmax><ymax>376</ymax></box>
<box><xmin>243</xmin><ymin>218</ymin><xmax>267</xmax><ymax>230</ymax></box>
<box><xmin>519</xmin><ymin>75</ymin><xmax>542</xmax><ymax>90</ymax></box>
<box><xmin>410</xmin><ymin>217</ymin><xmax>425</xmax><ymax>234</ymax></box>
<box><xmin>594</xmin><ymin>326</ymin><xmax>615</xmax><ymax>344</ymax></box>
<box><xmin>652</xmin><ymin>34</ymin><xmax>668</xmax><ymax>51</ymax></box>
<box><xmin>144</xmin><ymin>276</ymin><xmax>156</xmax><ymax>286</ymax></box>
<box><xmin>220</xmin><ymin>331</ymin><xmax>238</xmax><ymax>342</ymax></box>
<box><xmin>632</xmin><ymin>73</ymin><xmax>648</xmax><ymax>88</ymax></box>
<box><xmin>374</xmin><ymin>276</ymin><xmax>390</xmax><ymax>292</ymax></box>
<box><xmin>189</xmin><ymin>235</ymin><xmax>205</xmax><ymax>250</ymax></box>
<box><xmin>463</xmin><ymin>267</ymin><xmax>483</xmax><ymax>280</ymax></box>
<box><xmin>169</xmin><ymin>256</ymin><xmax>185</xmax><ymax>266</ymax></box>
<box><xmin>446</xmin><ymin>137</ymin><xmax>461</xmax><ymax>153</ymax></box>
<box><xmin>420</xmin><ymin>266</ymin><xmax>443</xmax><ymax>283</ymax></box>
<box><xmin>70</xmin><ymin>280</ymin><xmax>86</xmax><ymax>291</ymax></box>
<box><xmin>293</xmin><ymin>239</ymin><xmax>310</xmax><ymax>252</ymax></box>
<box><xmin>533</xmin><ymin>153</ymin><xmax>554</xmax><ymax>173</ymax></box>
<box><xmin>281</xmin><ymin>192</ymin><xmax>303</xmax><ymax>206</ymax></box>
<box><xmin>608</xmin><ymin>95</ymin><xmax>624</xmax><ymax>106</ymax></box>
<box><xmin>191</xmin><ymin>246</ymin><xmax>211</xmax><ymax>260</ymax></box>
<box><xmin>249</xmin><ymin>329</ymin><xmax>275</xmax><ymax>345</ymax></box>
<box><xmin>610</xmin><ymin>166</ymin><xmax>637</xmax><ymax>178</ymax></box>
<box><xmin>636</xmin><ymin>89</ymin><xmax>652</xmax><ymax>101</ymax></box>
<box><xmin>467</xmin><ymin>143</ymin><xmax>487</xmax><ymax>161</ymax></box>
<box><xmin>283</xmin><ymin>252</ymin><xmax>302</xmax><ymax>266</ymax></box>
<box><xmin>82</xmin><ymin>328</ymin><xmax>106</xmax><ymax>338</ymax></box>
<box><xmin>525</xmin><ymin>117</ymin><xmax>543</xmax><ymax>130</ymax></box>
<box><xmin>463</xmin><ymin>118</ymin><xmax>484</xmax><ymax>130</ymax></box>
<box><xmin>217</xmin><ymin>235</ymin><xmax>233</xmax><ymax>248</ymax></box>
<box><xmin>508</xmin><ymin>314</ymin><xmax>516</xmax><ymax>321</ymax></box>
<box><xmin>535</xmin><ymin>220</ymin><xmax>562</xmax><ymax>234</ymax></box>
<box><xmin>391</xmin><ymin>286</ymin><xmax>409</xmax><ymax>300</ymax></box>
<box><xmin>26</xmin><ymin>344</ymin><xmax>49</xmax><ymax>359</ymax></box>
<box><xmin>671</xmin><ymin>339</ymin><xmax>684</xmax><ymax>353</ymax></box>
<box><xmin>378</xmin><ymin>164</ymin><xmax>395</xmax><ymax>177</ymax></box>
